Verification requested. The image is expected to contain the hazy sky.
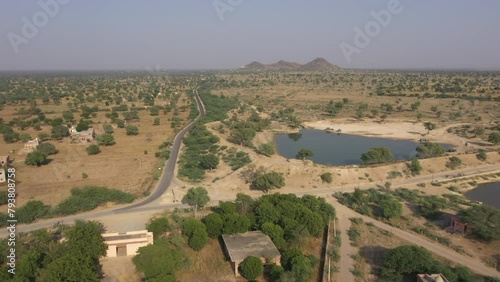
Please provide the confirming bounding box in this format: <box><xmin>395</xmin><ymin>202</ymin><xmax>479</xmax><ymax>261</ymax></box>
<box><xmin>1</xmin><ymin>0</ymin><xmax>499</xmax><ymax>71</ymax></box>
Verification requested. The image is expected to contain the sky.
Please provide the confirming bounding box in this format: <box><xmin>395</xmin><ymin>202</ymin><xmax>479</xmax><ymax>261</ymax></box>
<box><xmin>0</xmin><ymin>0</ymin><xmax>499</xmax><ymax>71</ymax></box>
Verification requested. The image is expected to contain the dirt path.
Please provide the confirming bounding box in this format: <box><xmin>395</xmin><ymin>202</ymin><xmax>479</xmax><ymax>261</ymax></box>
<box><xmin>329</xmin><ymin>197</ymin><xmax>500</xmax><ymax>278</ymax></box>
<box><xmin>337</xmin><ymin>213</ymin><xmax>355</xmax><ymax>282</ymax></box>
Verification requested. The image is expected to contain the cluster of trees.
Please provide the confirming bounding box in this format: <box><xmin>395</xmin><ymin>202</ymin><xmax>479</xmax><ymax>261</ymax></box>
<box><xmin>338</xmin><ymin>188</ymin><xmax>403</xmax><ymax>220</ymax></box>
<box><xmin>25</xmin><ymin>142</ymin><xmax>59</xmax><ymax>166</ymax></box>
<box><xmin>416</xmin><ymin>142</ymin><xmax>445</xmax><ymax>158</ymax></box>
<box><xmin>380</xmin><ymin>245</ymin><xmax>497</xmax><ymax>282</ymax></box>
<box><xmin>361</xmin><ymin>147</ymin><xmax>394</xmax><ymax>164</ymax></box>
<box><xmin>0</xmin><ymin>221</ymin><xmax>107</xmax><ymax>281</ymax></box>
<box><xmin>178</xmin><ymin>123</ymin><xmax>220</xmax><ymax>181</ymax></box>
<box><xmin>251</xmin><ymin>171</ymin><xmax>285</xmax><ymax>193</ymax></box>
<box><xmin>181</xmin><ymin>218</ymin><xmax>209</xmax><ymax>251</ymax></box>
<box><xmin>459</xmin><ymin>204</ymin><xmax>500</xmax><ymax>241</ymax></box>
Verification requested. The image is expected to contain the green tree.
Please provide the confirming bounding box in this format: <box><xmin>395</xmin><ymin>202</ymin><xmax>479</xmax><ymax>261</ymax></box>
<box><xmin>202</xmin><ymin>213</ymin><xmax>224</xmax><ymax>238</ymax></box>
<box><xmin>62</xmin><ymin>111</ymin><xmax>75</xmax><ymax>122</ymax></box>
<box><xmin>257</xmin><ymin>143</ymin><xmax>275</xmax><ymax>157</ymax></box>
<box><xmin>296</xmin><ymin>148</ymin><xmax>314</xmax><ymax>160</ymax></box>
<box><xmin>409</xmin><ymin>158</ymin><xmax>422</xmax><ymax>175</ymax></box>
<box><xmin>261</xmin><ymin>222</ymin><xmax>286</xmax><ymax>249</ymax></box>
<box><xmin>20</xmin><ymin>133</ymin><xmax>32</xmax><ymax>143</ymax></box>
<box><xmin>360</xmin><ymin>147</ymin><xmax>394</xmax><ymax>164</ymax></box>
<box><xmin>423</xmin><ymin>122</ymin><xmax>436</xmax><ymax>134</ymax></box>
<box><xmin>380</xmin><ymin>197</ymin><xmax>403</xmax><ymax>219</ymax></box>
<box><xmin>230</xmin><ymin>127</ymin><xmax>256</xmax><ymax>147</ymax></box>
<box><xmin>25</xmin><ymin>151</ymin><xmax>48</xmax><ymax>166</ymax></box>
<box><xmin>133</xmin><ymin>239</ymin><xmax>183</xmax><ymax>282</ymax></box>
<box><xmin>51</xmin><ymin>124</ymin><xmax>69</xmax><ymax>140</ymax></box>
<box><xmin>419</xmin><ymin>195</ymin><xmax>446</xmax><ymax>218</ymax></box>
<box><xmin>125</xmin><ymin>125</ymin><xmax>139</xmax><ymax>136</ymax></box>
<box><xmin>86</xmin><ymin>144</ymin><xmax>101</xmax><ymax>155</ymax></box>
<box><xmin>459</xmin><ymin>204</ymin><xmax>500</xmax><ymax>241</ymax></box>
<box><xmin>239</xmin><ymin>256</ymin><xmax>264</xmax><ymax>281</ymax></box>
<box><xmin>153</xmin><ymin>117</ymin><xmax>160</xmax><ymax>126</ymax></box>
<box><xmin>103</xmin><ymin>124</ymin><xmax>114</xmax><ymax>134</ymax></box>
<box><xmin>96</xmin><ymin>134</ymin><xmax>115</xmax><ymax>146</ymax></box>
<box><xmin>188</xmin><ymin>227</ymin><xmax>208</xmax><ymax>251</ymax></box>
<box><xmin>488</xmin><ymin>132</ymin><xmax>500</xmax><ymax>145</ymax></box>
<box><xmin>252</xmin><ymin>172</ymin><xmax>285</xmax><ymax>193</ymax></box>
<box><xmin>38</xmin><ymin>132</ymin><xmax>49</xmax><ymax>141</ymax></box>
<box><xmin>320</xmin><ymin>172</ymin><xmax>333</xmax><ymax>183</ymax></box>
<box><xmin>146</xmin><ymin>217</ymin><xmax>170</xmax><ymax>239</ymax></box>
<box><xmin>17</xmin><ymin>200</ymin><xmax>50</xmax><ymax>223</ymax></box>
<box><xmin>75</xmin><ymin>122</ymin><xmax>89</xmax><ymax>132</ymax></box>
<box><xmin>380</xmin><ymin>245</ymin><xmax>434</xmax><ymax>279</ymax></box>
<box><xmin>416</xmin><ymin>142</ymin><xmax>445</xmax><ymax>158</ymax></box>
<box><xmin>222</xmin><ymin>213</ymin><xmax>251</xmax><ymax>234</ymax></box>
<box><xmin>199</xmin><ymin>154</ymin><xmax>219</xmax><ymax>171</ymax></box>
<box><xmin>37</xmin><ymin>142</ymin><xmax>58</xmax><ymax>155</ymax></box>
<box><xmin>116</xmin><ymin>119</ymin><xmax>125</xmax><ymax>128</ymax></box>
<box><xmin>181</xmin><ymin>187</ymin><xmax>210</xmax><ymax>216</ymax></box>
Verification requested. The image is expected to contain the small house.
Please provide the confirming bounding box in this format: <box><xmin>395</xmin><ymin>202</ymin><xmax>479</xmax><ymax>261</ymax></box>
<box><xmin>102</xmin><ymin>230</ymin><xmax>154</xmax><ymax>257</ymax></box>
<box><xmin>0</xmin><ymin>155</ymin><xmax>10</xmax><ymax>167</ymax></box>
<box><xmin>24</xmin><ymin>138</ymin><xmax>40</xmax><ymax>152</ymax></box>
<box><xmin>417</xmin><ymin>274</ymin><xmax>449</xmax><ymax>282</ymax></box>
<box><xmin>449</xmin><ymin>216</ymin><xmax>472</xmax><ymax>235</ymax></box>
<box><xmin>221</xmin><ymin>231</ymin><xmax>281</xmax><ymax>276</ymax></box>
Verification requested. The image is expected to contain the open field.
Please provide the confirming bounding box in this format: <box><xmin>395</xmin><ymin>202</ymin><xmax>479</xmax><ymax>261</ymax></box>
<box><xmin>0</xmin><ymin>74</ymin><xmax>192</xmax><ymax>206</ymax></box>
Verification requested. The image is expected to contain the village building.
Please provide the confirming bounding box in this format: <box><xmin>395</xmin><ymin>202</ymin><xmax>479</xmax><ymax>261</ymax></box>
<box><xmin>448</xmin><ymin>216</ymin><xmax>472</xmax><ymax>235</ymax></box>
<box><xmin>0</xmin><ymin>169</ymin><xmax>6</xmax><ymax>183</ymax></box>
<box><xmin>102</xmin><ymin>230</ymin><xmax>153</xmax><ymax>257</ymax></box>
<box><xmin>24</xmin><ymin>138</ymin><xmax>40</xmax><ymax>152</ymax></box>
<box><xmin>221</xmin><ymin>231</ymin><xmax>281</xmax><ymax>276</ymax></box>
<box><xmin>417</xmin><ymin>273</ymin><xmax>449</xmax><ymax>282</ymax></box>
<box><xmin>70</xmin><ymin>126</ymin><xmax>95</xmax><ymax>143</ymax></box>
<box><xmin>0</xmin><ymin>155</ymin><xmax>10</xmax><ymax>167</ymax></box>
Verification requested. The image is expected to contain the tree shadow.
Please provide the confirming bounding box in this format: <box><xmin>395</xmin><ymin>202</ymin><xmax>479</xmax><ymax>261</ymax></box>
<box><xmin>359</xmin><ymin>246</ymin><xmax>389</xmax><ymax>269</ymax></box>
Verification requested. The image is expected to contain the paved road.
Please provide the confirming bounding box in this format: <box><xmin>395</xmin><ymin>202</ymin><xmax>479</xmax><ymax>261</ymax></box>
<box><xmin>330</xmin><ymin>198</ymin><xmax>500</xmax><ymax>278</ymax></box>
<box><xmin>115</xmin><ymin>89</ymin><xmax>205</xmax><ymax>211</ymax></box>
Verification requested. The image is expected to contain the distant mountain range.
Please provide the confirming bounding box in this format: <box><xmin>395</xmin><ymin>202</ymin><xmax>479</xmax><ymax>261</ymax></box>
<box><xmin>241</xmin><ymin>58</ymin><xmax>339</xmax><ymax>71</ymax></box>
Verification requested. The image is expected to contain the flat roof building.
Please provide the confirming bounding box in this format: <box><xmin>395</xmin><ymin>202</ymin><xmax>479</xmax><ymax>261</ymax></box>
<box><xmin>102</xmin><ymin>230</ymin><xmax>153</xmax><ymax>257</ymax></box>
<box><xmin>221</xmin><ymin>231</ymin><xmax>281</xmax><ymax>276</ymax></box>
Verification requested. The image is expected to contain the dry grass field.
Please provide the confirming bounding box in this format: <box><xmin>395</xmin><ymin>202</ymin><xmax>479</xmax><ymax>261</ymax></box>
<box><xmin>0</xmin><ymin>75</ymin><xmax>192</xmax><ymax>206</ymax></box>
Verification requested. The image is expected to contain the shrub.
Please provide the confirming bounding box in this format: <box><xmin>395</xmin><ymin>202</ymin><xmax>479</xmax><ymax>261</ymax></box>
<box><xmin>96</xmin><ymin>134</ymin><xmax>115</xmax><ymax>146</ymax></box>
<box><xmin>146</xmin><ymin>217</ymin><xmax>170</xmax><ymax>239</ymax></box>
<box><xmin>252</xmin><ymin>172</ymin><xmax>285</xmax><ymax>192</ymax></box>
<box><xmin>416</xmin><ymin>142</ymin><xmax>444</xmax><ymax>158</ymax></box>
<box><xmin>446</xmin><ymin>156</ymin><xmax>462</xmax><ymax>170</ymax></box>
<box><xmin>257</xmin><ymin>143</ymin><xmax>275</xmax><ymax>157</ymax></box>
<box><xmin>17</xmin><ymin>200</ymin><xmax>51</xmax><ymax>223</ymax></box>
<box><xmin>202</xmin><ymin>213</ymin><xmax>224</xmax><ymax>238</ymax></box>
<box><xmin>86</xmin><ymin>144</ymin><xmax>101</xmax><ymax>155</ymax></box>
<box><xmin>476</xmin><ymin>149</ymin><xmax>487</xmax><ymax>161</ymax></box>
<box><xmin>320</xmin><ymin>173</ymin><xmax>333</xmax><ymax>183</ymax></box>
<box><xmin>409</xmin><ymin>158</ymin><xmax>422</xmax><ymax>175</ymax></box>
<box><xmin>125</xmin><ymin>125</ymin><xmax>139</xmax><ymax>136</ymax></box>
<box><xmin>55</xmin><ymin>186</ymin><xmax>135</xmax><ymax>215</ymax></box>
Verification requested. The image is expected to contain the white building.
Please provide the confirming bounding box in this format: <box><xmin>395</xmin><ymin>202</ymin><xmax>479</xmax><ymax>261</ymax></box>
<box><xmin>102</xmin><ymin>230</ymin><xmax>153</xmax><ymax>257</ymax></box>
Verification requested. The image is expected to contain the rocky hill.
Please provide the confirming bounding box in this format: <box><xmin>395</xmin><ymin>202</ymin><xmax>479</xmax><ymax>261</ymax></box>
<box><xmin>241</xmin><ymin>58</ymin><xmax>339</xmax><ymax>71</ymax></box>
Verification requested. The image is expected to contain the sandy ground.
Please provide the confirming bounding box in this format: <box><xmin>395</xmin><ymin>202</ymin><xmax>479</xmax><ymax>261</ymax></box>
<box><xmin>304</xmin><ymin>119</ymin><xmax>472</xmax><ymax>149</ymax></box>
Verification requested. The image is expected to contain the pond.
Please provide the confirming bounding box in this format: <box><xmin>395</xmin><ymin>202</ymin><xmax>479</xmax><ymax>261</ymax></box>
<box><xmin>275</xmin><ymin>129</ymin><xmax>450</xmax><ymax>166</ymax></box>
<box><xmin>465</xmin><ymin>182</ymin><xmax>500</xmax><ymax>209</ymax></box>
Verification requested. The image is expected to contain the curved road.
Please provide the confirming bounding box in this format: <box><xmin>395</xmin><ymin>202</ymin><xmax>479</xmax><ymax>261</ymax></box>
<box><xmin>115</xmin><ymin>89</ymin><xmax>205</xmax><ymax>211</ymax></box>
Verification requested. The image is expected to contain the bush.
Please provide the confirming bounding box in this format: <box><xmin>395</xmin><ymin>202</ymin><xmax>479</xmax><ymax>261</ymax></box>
<box><xmin>17</xmin><ymin>200</ymin><xmax>51</xmax><ymax>223</ymax></box>
<box><xmin>125</xmin><ymin>125</ymin><xmax>139</xmax><ymax>136</ymax></box>
<box><xmin>416</xmin><ymin>142</ymin><xmax>445</xmax><ymax>158</ymax></box>
<box><xmin>103</xmin><ymin>124</ymin><xmax>114</xmax><ymax>134</ymax></box>
<box><xmin>320</xmin><ymin>173</ymin><xmax>333</xmax><ymax>183</ymax></box>
<box><xmin>252</xmin><ymin>172</ymin><xmax>285</xmax><ymax>192</ymax></box>
<box><xmin>96</xmin><ymin>134</ymin><xmax>115</xmax><ymax>146</ymax></box>
<box><xmin>476</xmin><ymin>149</ymin><xmax>487</xmax><ymax>161</ymax></box>
<box><xmin>257</xmin><ymin>143</ymin><xmax>275</xmax><ymax>157</ymax></box>
<box><xmin>86</xmin><ymin>144</ymin><xmax>101</xmax><ymax>155</ymax></box>
<box><xmin>239</xmin><ymin>256</ymin><xmax>263</xmax><ymax>281</ymax></box>
<box><xmin>446</xmin><ymin>156</ymin><xmax>462</xmax><ymax>170</ymax></box>
<box><xmin>55</xmin><ymin>186</ymin><xmax>135</xmax><ymax>215</ymax></box>
<box><xmin>409</xmin><ymin>158</ymin><xmax>422</xmax><ymax>175</ymax></box>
